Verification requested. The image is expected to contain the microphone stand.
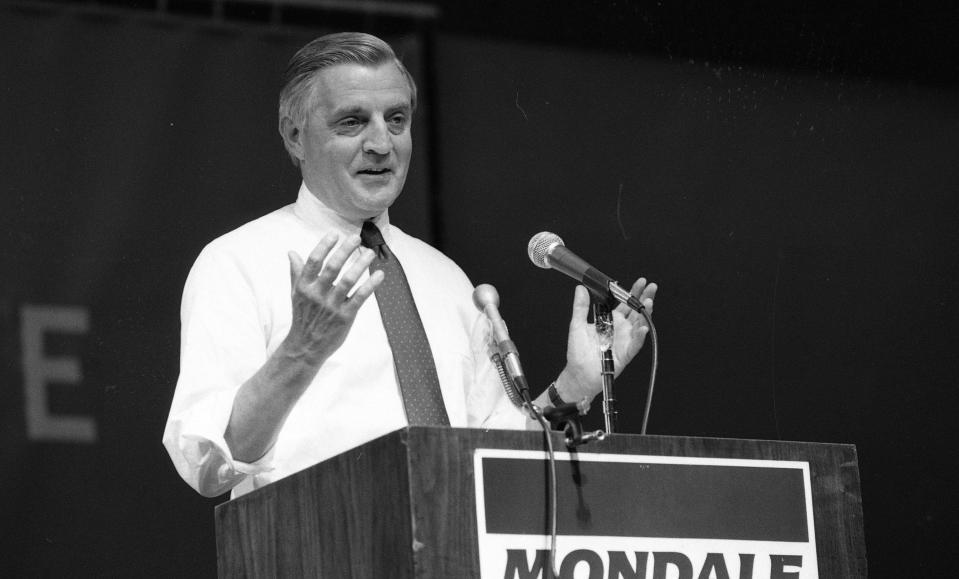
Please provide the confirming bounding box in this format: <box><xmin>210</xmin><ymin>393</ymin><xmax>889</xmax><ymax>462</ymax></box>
<box><xmin>602</xmin><ymin>284</ymin><xmax>659</xmax><ymax>436</ymax></box>
<box><xmin>591</xmin><ymin>293</ymin><xmax>618</xmax><ymax>434</ymax></box>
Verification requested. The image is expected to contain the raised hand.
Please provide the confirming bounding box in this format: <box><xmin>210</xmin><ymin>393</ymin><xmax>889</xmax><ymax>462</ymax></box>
<box><xmin>283</xmin><ymin>233</ymin><xmax>384</xmax><ymax>365</ymax></box>
<box><xmin>224</xmin><ymin>233</ymin><xmax>384</xmax><ymax>463</ymax></box>
<box><xmin>558</xmin><ymin>278</ymin><xmax>658</xmax><ymax>402</ymax></box>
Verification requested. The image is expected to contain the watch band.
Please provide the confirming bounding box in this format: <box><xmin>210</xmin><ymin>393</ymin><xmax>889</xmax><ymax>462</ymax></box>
<box><xmin>547</xmin><ymin>382</ymin><xmax>565</xmax><ymax>406</ymax></box>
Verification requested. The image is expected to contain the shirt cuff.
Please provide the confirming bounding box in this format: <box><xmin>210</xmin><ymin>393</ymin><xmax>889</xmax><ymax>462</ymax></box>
<box><xmin>165</xmin><ymin>388</ymin><xmax>276</xmax><ymax>497</ymax></box>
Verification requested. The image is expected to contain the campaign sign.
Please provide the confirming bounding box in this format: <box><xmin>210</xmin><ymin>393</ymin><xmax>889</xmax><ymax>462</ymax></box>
<box><xmin>473</xmin><ymin>449</ymin><xmax>818</xmax><ymax>579</ymax></box>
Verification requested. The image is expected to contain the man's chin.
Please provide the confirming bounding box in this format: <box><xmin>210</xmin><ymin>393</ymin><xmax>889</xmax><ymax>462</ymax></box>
<box><xmin>353</xmin><ymin>187</ymin><xmax>401</xmax><ymax>216</ymax></box>
<box><xmin>356</xmin><ymin>176</ymin><xmax>404</xmax><ymax>197</ymax></box>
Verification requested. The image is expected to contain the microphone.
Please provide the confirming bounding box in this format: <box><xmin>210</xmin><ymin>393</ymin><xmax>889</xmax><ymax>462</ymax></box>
<box><xmin>472</xmin><ymin>284</ymin><xmax>531</xmax><ymax>402</ymax></box>
<box><xmin>527</xmin><ymin>232</ymin><xmax>643</xmax><ymax>312</ymax></box>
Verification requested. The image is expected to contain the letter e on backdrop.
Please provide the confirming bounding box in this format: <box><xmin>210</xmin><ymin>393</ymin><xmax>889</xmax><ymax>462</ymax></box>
<box><xmin>21</xmin><ymin>305</ymin><xmax>97</xmax><ymax>443</ymax></box>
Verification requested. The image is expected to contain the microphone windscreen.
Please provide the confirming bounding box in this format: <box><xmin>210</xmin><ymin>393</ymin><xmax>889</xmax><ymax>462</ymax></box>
<box><xmin>527</xmin><ymin>231</ymin><xmax>564</xmax><ymax>269</ymax></box>
<box><xmin>472</xmin><ymin>283</ymin><xmax>500</xmax><ymax>311</ymax></box>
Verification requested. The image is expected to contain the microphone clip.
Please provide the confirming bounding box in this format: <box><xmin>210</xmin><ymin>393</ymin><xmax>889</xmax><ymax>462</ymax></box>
<box><xmin>543</xmin><ymin>398</ymin><xmax>606</xmax><ymax>447</ymax></box>
<box><xmin>587</xmin><ymin>285</ymin><xmax>621</xmax><ymax>312</ymax></box>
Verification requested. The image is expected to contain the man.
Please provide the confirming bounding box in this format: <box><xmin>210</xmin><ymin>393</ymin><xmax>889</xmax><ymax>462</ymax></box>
<box><xmin>163</xmin><ymin>32</ymin><xmax>657</xmax><ymax>498</ymax></box>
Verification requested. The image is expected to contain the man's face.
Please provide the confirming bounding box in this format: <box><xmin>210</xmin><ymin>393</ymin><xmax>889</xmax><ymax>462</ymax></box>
<box><xmin>295</xmin><ymin>62</ymin><xmax>413</xmax><ymax>222</ymax></box>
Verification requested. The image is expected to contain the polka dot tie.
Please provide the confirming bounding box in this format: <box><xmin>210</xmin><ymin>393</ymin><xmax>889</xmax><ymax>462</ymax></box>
<box><xmin>360</xmin><ymin>221</ymin><xmax>450</xmax><ymax>426</ymax></box>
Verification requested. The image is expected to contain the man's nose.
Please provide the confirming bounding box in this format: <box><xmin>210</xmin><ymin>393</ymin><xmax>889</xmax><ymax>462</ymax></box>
<box><xmin>363</xmin><ymin>119</ymin><xmax>392</xmax><ymax>155</ymax></box>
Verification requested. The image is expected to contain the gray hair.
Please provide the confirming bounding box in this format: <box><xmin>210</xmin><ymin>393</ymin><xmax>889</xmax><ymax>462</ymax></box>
<box><xmin>278</xmin><ymin>32</ymin><xmax>418</xmax><ymax>166</ymax></box>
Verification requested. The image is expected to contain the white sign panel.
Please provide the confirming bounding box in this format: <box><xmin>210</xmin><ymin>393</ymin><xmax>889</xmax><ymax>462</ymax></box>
<box><xmin>474</xmin><ymin>449</ymin><xmax>818</xmax><ymax>579</ymax></box>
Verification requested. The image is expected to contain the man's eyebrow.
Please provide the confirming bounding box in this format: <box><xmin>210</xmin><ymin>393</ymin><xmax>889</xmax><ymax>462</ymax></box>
<box><xmin>387</xmin><ymin>101</ymin><xmax>413</xmax><ymax>113</ymax></box>
<box><xmin>331</xmin><ymin>100</ymin><xmax>411</xmax><ymax>117</ymax></box>
<box><xmin>330</xmin><ymin>105</ymin><xmax>366</xmax><ymax>118</ymax></box>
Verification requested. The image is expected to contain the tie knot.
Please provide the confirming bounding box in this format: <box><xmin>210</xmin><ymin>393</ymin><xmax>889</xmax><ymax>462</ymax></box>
<box><xmin>360</xmin><ymin>220</ymin><xmax>385</xmax><ymax>250</ymax></box>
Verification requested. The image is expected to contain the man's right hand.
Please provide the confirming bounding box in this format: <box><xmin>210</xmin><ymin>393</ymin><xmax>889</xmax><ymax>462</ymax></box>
<box><xmin>225</xmin><ymin>233</ymin><xmax>383</xmax><ymax>464</ymax></box>
<box><xmin>282</xmin><ymin>233</ymin><xmax>384</xmax><ymax>366</ymax></box>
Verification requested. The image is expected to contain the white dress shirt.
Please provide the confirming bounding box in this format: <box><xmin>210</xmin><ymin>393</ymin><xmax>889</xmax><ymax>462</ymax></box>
<box><xmin>163</xmin><ymin>183</ymin><xmax>526</xmax><ymax>497</ymax></box>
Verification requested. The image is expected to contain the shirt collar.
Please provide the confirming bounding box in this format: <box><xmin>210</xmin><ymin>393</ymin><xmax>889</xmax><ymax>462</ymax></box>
<box><xmin>292</xmin><ymin>182</ymin><xmax>392</xmax><ymax>244</ymax></box>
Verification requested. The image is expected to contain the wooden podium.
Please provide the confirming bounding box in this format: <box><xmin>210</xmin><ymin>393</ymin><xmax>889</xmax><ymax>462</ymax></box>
<box><xmin>215</xmin><ymin>427</ymin><xmax>866</xmax><ymax>578</ymax></box>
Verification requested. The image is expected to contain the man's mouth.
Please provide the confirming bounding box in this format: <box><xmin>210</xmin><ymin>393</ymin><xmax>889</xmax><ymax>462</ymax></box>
<box><xmin>357</xmin><ymin>168</ymin><xmax>392</xmax><ymax>176</ymax></box>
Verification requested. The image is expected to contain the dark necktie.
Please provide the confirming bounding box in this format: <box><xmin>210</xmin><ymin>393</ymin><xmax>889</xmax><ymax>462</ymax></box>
<box><xmin>360</xmin><ymin>221</ymin><xmax>450</xmax><ymax>426</ymax></box>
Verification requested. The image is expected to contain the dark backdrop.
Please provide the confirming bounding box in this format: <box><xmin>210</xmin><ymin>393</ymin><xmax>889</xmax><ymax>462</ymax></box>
<box><xmin>2</xmin><ymin>1</ymin><xmax>957</xmax><ymax>577</ymax></box>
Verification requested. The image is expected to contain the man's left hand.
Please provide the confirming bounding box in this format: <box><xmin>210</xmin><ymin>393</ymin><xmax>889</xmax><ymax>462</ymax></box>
<box><xmin>556</xmin><ymin>278</ymin><xmax>658</xmax><ymax>403</ymax></box>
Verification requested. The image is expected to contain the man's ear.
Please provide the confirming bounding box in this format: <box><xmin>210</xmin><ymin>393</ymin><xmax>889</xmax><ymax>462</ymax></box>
<box><xmin>279</xmin><ymin>116</ymin><xmax>305</xmax><ymax>161</ymax></box>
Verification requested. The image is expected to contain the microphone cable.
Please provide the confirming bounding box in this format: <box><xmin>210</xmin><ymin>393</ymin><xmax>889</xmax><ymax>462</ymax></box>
<box><xmin>534</xmin><ymin>407</ymin><xmax>560</xmax><ymax>579</ymax></box>
<box><xmin>491</xmin><ymin>352</ymin><xmax>560</xmax><ymax>575</ymax></box>
<box><xmin>638</xmin><ymin>307</ymin><xmax>658</xmax><ymax>435</ymax></box>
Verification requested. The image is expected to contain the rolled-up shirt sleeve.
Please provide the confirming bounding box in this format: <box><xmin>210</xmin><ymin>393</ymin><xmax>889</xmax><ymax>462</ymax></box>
<box><xmin>162</xmin><ymin>244</ymin><xmax>277</xmax><ymax>497</ymax></box>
